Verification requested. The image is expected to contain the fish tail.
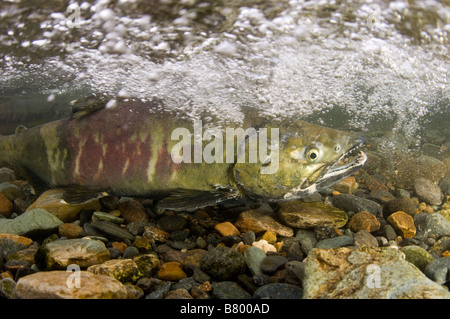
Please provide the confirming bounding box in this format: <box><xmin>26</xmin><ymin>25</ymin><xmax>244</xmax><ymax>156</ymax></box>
<box><xmin>0</xmin><ymin>133</ymin><xmax>18</xmax><ymax>166</ymax></box>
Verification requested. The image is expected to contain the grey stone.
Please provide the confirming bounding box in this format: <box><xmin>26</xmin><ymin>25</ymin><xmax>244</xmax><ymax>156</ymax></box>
<box><xmin>414</xmin><ymin>177</ymin><xmax>443</xmax><ymax>206</ymax></box>
<box><xmin>243</xmin><ymin>246</ymin><xmax>266</xmax><ymax>276</ymax></box>
<box><xmin>146</xmin><ymin>281</ymin><xmax>172</xmax><ymax>299</ymax></box>
<box><xmin>424</xmin><ymin>257</ymin><xmax>450</xmax><ymax>285</ymax></box>
<box><xmin>171</xmin><ymin>277</ymin><xmax>199</xmax><ymax>291</ymax></box>
<box><xmin>157</xmin><ymin>215</ymin><xmax>187</xmax><ymax>232</ymax></box>
<box><xmin>260</xmin><ymin>255</ymin><xmax>288</xmax><ymax>275</ymax></box>
<box><xmin>383</xmin><ymin>224</ymin><xmax>398</xmax><ymax>241</ymax></box>
<box><xmin>315</xmin><ymin>236</ymin><xmax>354</xmax><ymax>249</ymax></box>
<box><xmin>122</xmin><ymin>246</ymin><xmax>140</xmax><ymax>259</ymax></box>
<box><xmin>191</xmin><ymin>265</ymin><xmax>211</xmax><ymax>283</ymax></box>
<box><xmin>284</xmin><ymin>261</ymin><xmax>305</xmax><ymax>286</ymax></box>
<box><xmin>295</xmin><ymin>229</ymin><xmax>317</xmax><ymax>255</ymax></box>
<box><xmin>253</xmin><ymin>283</ymin><xmax>303</xmax><ymax>299</ymax></box>
<box><xmin>287</xmin><ymin>241</ymin><xmax>304</xmax><ymax>261</ymax></box>
<box><xmin>303</xmin><ymin>247</ymin><xmax>450</xmax><ymax>299</ymax></box>
<box><xmin>0</xmin><ymin>208</ymin><xmax>63</xmax><ymax>238</ymax></box>
<box><xmin>90</xmin><ymin>220</ymin><xmax>135</xmax><ymax>242</ymax></box>
<box><xmin>354</xmin><ymin>230</ymin><xmax>378</xmax><ymax>248</ymax></box>
<box><xmin>126</xmin><ymin>221</ymin><xmax>146</xmax><ymax>236</ymax></box>
<box><xmin>332</xmin><ymin>193</ymin><xmax>382</xmax><ymax>216</ymax></box>
<box><xmin>414</xmin><ymin>213</ymin><xmax>450</xmax><ymax>241</ymax></box>
<box><xmin>212</xmin><ymin>281</ymin><xmax>251</xmax><ymax>299</ymax></box>
<box><xmin>384</xmin><ymin>197</ymin><xmax>417</xmax><ymax>217</ymax></box>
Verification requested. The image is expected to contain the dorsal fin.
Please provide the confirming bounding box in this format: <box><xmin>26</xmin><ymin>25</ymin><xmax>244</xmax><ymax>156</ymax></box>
<box><xmin>70</xmin><ymin>95</ymin><xmax>107</xmax><ymax>119</ymax></box>
<box><xmin>15</xmin><ymin>125</ymin><xmax>27</xmax><ymax>134</ymax></box>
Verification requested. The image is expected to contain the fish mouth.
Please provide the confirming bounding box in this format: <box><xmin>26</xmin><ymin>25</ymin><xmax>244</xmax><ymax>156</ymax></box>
<box><xmin>284</xmin><ymin>138</ymin><xmax>367</xmax><ymax>199</ymax></box>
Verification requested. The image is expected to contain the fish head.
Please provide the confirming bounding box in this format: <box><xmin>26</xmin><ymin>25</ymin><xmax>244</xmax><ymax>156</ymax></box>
<box><xmin>232</xmin><ymin>120</ymin><xmax>367</xmax><ymax>201</ymax></box>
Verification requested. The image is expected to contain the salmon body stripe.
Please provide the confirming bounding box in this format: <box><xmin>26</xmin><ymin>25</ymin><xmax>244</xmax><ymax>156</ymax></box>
<box><xmin>2</xmin><ymin>101</ymin><xmax>234</xmax><ymax>196</ymax></box>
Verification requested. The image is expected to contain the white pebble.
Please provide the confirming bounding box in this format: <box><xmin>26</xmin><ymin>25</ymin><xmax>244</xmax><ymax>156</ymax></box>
<box><xmin>252</xmin><ymin>239</ymin><xmax>276</xmax><ymax>253</ymax></box>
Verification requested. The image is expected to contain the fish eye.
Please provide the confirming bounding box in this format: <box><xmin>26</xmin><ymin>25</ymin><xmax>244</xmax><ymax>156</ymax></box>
<box><xmin>306</xmin><ymin>147</ymin><xmax>320</xmax><ymax>162</ymax></box>
<box><xmin>334</xmin><ymin>144</ymin><xmax>341</xmax><ymax>152</ymax></box>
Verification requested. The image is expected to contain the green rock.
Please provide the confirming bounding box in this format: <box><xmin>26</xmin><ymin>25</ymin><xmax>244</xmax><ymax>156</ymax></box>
<box><xmin>400</xmin><ymin>245</ymin><xmax>434</xmax><ymax>272</ymax></box>
<box><xmin>87</xmin><ymin>259</ymin><xmax>142</xmax><ymax>283</ymax></box>
<box><xmin>243</xmin><ymin>246</ymin><xmax>266</xmax><ymax>276</ymax></box>
<box><xmin>133</xmin><ymin>253</ymin><xmax>160</xmax><ymax>277</ymax></box>
<box><xmin>0</xmin><ymin>278</ymin><xmax>17</xmax><ymax>299</ymax></box>
<box><xmin>0</xmin><ymin>208</ymin><xmax>63</xmax><ymax>238</ymax></box>
<box><xmin>200</xmin><ymin>246</ymin><xmax>246</xmax><ymax>281</ymax></box>
<box><xmin>132</xmin><ymin>236</ymin><xmax>153</xmax><ymax>253</ymax></box>
<box><xmin>278</xmin><ymin>201</ymin><xmax>348</xmax><ymax>228</ymax></box>
<box><xmin>315</xmin><ymin>236</ymin><xmax>354</xmax><ymax>249</ymax></box>
<box><xmin>92</xmin><ymin>211</ymin><xmax>124</xmax><ymax>224</ymax></box>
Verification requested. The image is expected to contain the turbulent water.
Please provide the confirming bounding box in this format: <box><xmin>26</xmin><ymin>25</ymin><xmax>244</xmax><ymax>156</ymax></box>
<box><xmin>0</xmin><ymin>0</ymin><xmax>449</xmax><ymax>162</ymax></box>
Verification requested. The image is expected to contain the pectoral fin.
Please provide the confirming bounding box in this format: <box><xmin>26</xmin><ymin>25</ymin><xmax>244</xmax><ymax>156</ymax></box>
<box><xmin>62</xmin><ymin>186</ymin><xmax>109</xmax><ymax>205</ymax></box>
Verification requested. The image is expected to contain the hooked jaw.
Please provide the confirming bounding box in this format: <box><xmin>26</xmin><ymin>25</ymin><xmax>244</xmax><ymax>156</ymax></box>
<box><xmin>283</xmin><ymin>138</ymin><xmax>367</xmax><ymax>200</ymax></box>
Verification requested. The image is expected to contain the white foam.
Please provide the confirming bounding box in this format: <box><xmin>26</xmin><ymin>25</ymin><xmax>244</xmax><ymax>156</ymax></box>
<box><xmin>0</xmin><ymin>0</ymin><xmax>448</xmax><ymax>150</ymax></box>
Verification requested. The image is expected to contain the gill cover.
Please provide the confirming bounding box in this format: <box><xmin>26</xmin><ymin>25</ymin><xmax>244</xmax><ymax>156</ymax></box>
<box><xmin>232</xmin><ymin>120</ymin><xmax>365</xmax><ymax>201</ymax></box>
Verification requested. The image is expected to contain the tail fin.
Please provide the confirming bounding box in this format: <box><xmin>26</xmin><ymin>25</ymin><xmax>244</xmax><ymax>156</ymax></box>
<box><xmin>0</xmin><ymin>133</ymin><xmax>17</xmax><ymax>166</ymax></box>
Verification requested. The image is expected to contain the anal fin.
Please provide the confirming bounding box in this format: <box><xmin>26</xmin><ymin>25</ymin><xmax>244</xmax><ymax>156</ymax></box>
<box><xmin>156</xmin><ymin>189</ymin><xmax>241</xmax><ymax>212</ymax></box>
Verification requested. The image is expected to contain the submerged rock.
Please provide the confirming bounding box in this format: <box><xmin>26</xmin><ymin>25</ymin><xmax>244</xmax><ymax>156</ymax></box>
<box><xmin>0</xmin><ymin>193</ymin><xmax>13</xmax><ymax>218</ymax></box>
<box><xmin>234</xmin><ymin>207</ymin><xmax>293</xmax><ymax>237</ymax></box>
<box><xmin>277</xmin><ymin>201</ymin><xmax>348</xmax><ymax>228</ymax></box>
<box><xmin>387</xmin><ymin>211</ymin><xmax>416</xmax><ymax>238</ymax></box>
<box><xmin>35</xmin><ymin>238</ymin><xmax>110</xmax><ymax>270</ymax></box>
<box><xmin>302</xmin><ymin>247</ymin><xmax>450</xmax><ymax>299</ymax></box>
<box><xmin>332</xmin><ymin>194</ymin><xmax>382</xmax><ymax>216</ymax></box>
<box><xmin>348</xmin><ymin>211</ymin><xmax>381</xmax><ymax>233</ymax></box>
<box><xmin>253</xmin><ymin>283</ymin><xmax>303</xmax><ymax>299</ymax></box>
<box><xmin>200</xmin><ymin>246</ymin><xmax>246</xmax><ymax>281</ymax></box>
<box><xmin>0</xmin><ymin>277</ymin><xmax>17</xmax><ymax>299</ymax></box>
<box><xmin>384</xmin><ymin>197</ymin><xmax>418</xmax><ymax>218</ymax></box>
<box><xmin>400</xmin><ymin>245</ymin><xmax>434</xmax><ymax>272</ymax></box>
<box><xmin>211</xmin><ymin>281</ymin><xmax>251</xmax><ymax>299</ymax></box>
<box><xmin>414</xmin><ymin>177</ymin><xmax>443</xmax><ymax>206</ymax></box>
<box><xmin>414</xmin><ymin>213</ymin><xmax>450</xmax><ymax>241</ymax></box>
<box><xmin>87</xmin><ymin>258</ymin><xmax>142</xmax><ymax>283</ymax></box>
<box><xmin>0</xmin><ymin>208</ymin><xmax>63</xmax><ymax>238</ymax></box>
<box><xmin>243</xmin><ymin>246</ymin><xmax>266</xmax><ymax>276</ymax></box>
<box><xmin>424</xmin><ymin>257</ymin><xmax>450</xmax><ymax>285</ymax></box>
<box><xmin>15</xmin><ymin>270</ymin><xmax>128</xmax><ymax>299</ymax></box>
<box><xmin>26</xmin><ymin>189</ymin><xmax>101</xmax><ymax>222</ymax></box>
